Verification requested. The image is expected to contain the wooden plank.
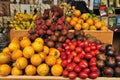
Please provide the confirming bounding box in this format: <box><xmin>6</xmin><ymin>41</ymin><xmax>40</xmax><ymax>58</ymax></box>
<box><xmin>83</xmin><ymin>30</ymin><xmax>113</xmax><ymax>44</ymax></box>
<box><xmin>0</xmin><ymin>76</ymin><xmax>120</xmax><ymax>80</ymax></box>
<box><xmin>10</xmin><ymin>29</ymin><xmax>29</xmax><ymax>41</ymax></box>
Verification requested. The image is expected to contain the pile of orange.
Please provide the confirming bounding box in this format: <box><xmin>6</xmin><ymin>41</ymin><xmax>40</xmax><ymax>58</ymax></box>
<box><xmin>66</xmin><ymin>9</ymin><xmax>108</xmax><ymax>30</ymax></box>
<box><xmin>0</xmin><ymin>37</ymin><xmax>63</xmax><ymax>76</ymax></box>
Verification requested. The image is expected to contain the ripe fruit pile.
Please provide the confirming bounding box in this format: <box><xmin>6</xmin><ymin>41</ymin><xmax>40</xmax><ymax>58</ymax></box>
<box><xmin>0</xmin><ymin>37</ymin><xmax>63</xmax><ymax>76</ymax></box>
<box><xmin>66</xmin><ymin>10</ymin><xmax>108</xmax><ymax>30</ymax></box>
<box><xmin>97</xmin><ymin>44</ymin><xmax>120</xmax><ymax>77</ymax></box>
<box><xmin>58</xmin><ymin>32</ymin><xmax>103</xmax><ymax>79</ymax></box>
<box><xmin>29</xmin><ymin>5</ymin><xmax>73</xmax><ymax>41</ymax></box>
<box><xmin>8</xmin><ymin>12</ymin><xmax>38</xmax><ymax>30</ymax></box>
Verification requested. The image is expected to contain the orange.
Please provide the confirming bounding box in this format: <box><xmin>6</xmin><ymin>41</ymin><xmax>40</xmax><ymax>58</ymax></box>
<box><xmin>74</xmin><ymin>23</ymin><xmax>82</xmax><ymax>30</ymax></box>
<box><xmin>93</xmin><ymin>17</ymin><xmax>99</xmax><ymax>23</ymax></box>
<box><xmin>49</xmin><ymin>48</ymin><xmax>60</xmax><ymax>58</ymax></box>
<box><xmin>30</xmin><ymin>54</ymin><xmax>42</xmax><ymax>66</ymax></box>
<box><xmin>80</xmin><ymin>13</ymin><xmax>89</xmax><ymax>21</ymax></box>
<box><xmin>25</xmin><ymin>65</ymin><xmax>36</xmax><ymax>75</ymax></box>
<box><xmin>37</xmin><ymin>63</ymin><xmax>49</xmax><ymax>76</ymax></box>
<box><xmin>35</xmin><ymin>37</ymin><xmax>44</xmax><ymax>45</ymax></box>
<box><xmin>0</xmin><ymin>52</ymin><xmax>11</xmax><ymax>64</ymax></box>
<box><xmin>8</xmin><ymin>42</ymin><xmax>20</xmax><ymax>52</ymax></box>
<box><xmin>2</xmin><ymin>47</ymin><xmax>10</xmax><ymax>54</ymax></box>
<box><xmin>100</xmin><ymin>26</ymin><xmax>108</xmax><ymax>31</ymax></box>
<box><xmin>12</xmin><ymin>49</ymin><xmax>22</xmax><ymax>61</ymax></box>
<box><xmin>73</xmin><ymin>10</ymin><xmax>81</xmax><ymax>17</ymax></box>
<box><xmin>95</xmin><ymin>21</ymin><xmax>102</xmax><ymax>29</ymax></box>
<box><xmin>23</xmin><ymin>46</ymin><xmax>34</xmax><ymax>58</ymax></box>
<box><xmin>32</xmin><ymin>41</ymin><xmax>43</xmax><ymax>52</ymax></box>
<box><xmin>77</xmin><ymin>19</ymin><xmax>84</xmax><ymax>24</ymax></box>
<box><xmin>51</xmin><ymin>64</ymin><xmax>63</xmax><ymax>76</ymax></box>
<box><xmin>72</xmin><ymin>16</ymin><xmax>78</xmax><ymax>22</ymax></box>
<box><xmin>38</xmin><ymin>52</ymin><xmax>47</xmax><ymax>61</ymax></box>
<box><xmin>101</xmin><ymin>20</ymin><xmax>105</xmax><ymax>26</ymax></box>
<box><xmin>0</xmin><ymin>64</ymin><xmax>11</xmax><ymax>76</ymax></box>
<box><xmin>86</xmin><ymin>18</ymin><xmax>94</xmax><ymax>26</ymax></box>
<box><xmin>11</xmin><ymin>67</ymin><xmax>23</xmax><ymax>75</ymax></box>
<box><xmin>94</xmin><ymin>19</ymin><xmax>99</xmax><ymax>23</ymax></box>
<box><xmin>82</xmin><ymin>23</ymin><xmax>89</xmax><ymax>30</ymax></box>
<box><xmin>11</xmin><ymin>37</ymin><xmax>19</xmax><ymax>43</ymax></box>
<box><xmin>90</xmin><ymin>25</ymin><xmax>97</xmax><ymax>30</ymax></box>
<box><xmin>43</xmin><ymin>46</ymin><xmax>49</xmax><ymax>55</ymax></box>
<box><xmin>20</xmin><ymin>37</ymin><xmax>31</xmax><ymax>48</ymax></box>
<box><xmin>13</xmin><ymin>57</ymin><xmax>28</xmax><ymax>69</ymax></box>
<box><xmin>45</xmin><ymin>55</ymin><xmax>56</xmax><ymax>66</ymax></box>
<box><xmin>66</xmin><ymin>16</ymin><xmax>71</xmax><ymax>23</ymax></box>
<box><xmin>56</xmin><ymin>58</ymin><xmax>62</xmax><ymax>65</ymax></box>
<box><xmin>70</xmin><ymin>20</ymin><xmax>77</xmax><ymax>26</ymax></box>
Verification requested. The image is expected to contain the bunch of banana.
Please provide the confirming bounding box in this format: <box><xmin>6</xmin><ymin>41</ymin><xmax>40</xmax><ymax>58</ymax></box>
<box><xmin>8</xmin><ymin>12</ymin><xmax>38</xmax><ymax>30</ymax></box>
<box><xmin>58</xmin><ymin>2</ymin><xmax>75</xmax><ymax>16</ymax></box>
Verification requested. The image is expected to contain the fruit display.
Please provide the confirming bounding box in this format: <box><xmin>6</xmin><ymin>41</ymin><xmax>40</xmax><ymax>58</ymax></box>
<box><xmin>8</xmin><ymin>12</ymin><xmax>38</xmax><ymax>30</ymax></box>
<box><xmin>0</xmin><ymin>1</ymin><xmax>118</xmax><ymax>80</ymax></box>
<box><xmin>97</xmin><ymin>44</ymin><xmax>120</xmax><ymax>77</ymax></box>
<box><xmin>0</xmin><ymin>37</ymin><xmax>63</xmax><ymax>76</ymax></box>
<box><xmin>59</xmin><ymin>33</ymin><xmax>103</xmax><ymax>79</ymax></box>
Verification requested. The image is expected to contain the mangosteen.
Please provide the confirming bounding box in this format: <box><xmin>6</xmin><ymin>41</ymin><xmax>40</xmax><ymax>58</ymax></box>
<box><xmin>54</xmin><ymin>31</ymin><xmax>60</xmax><ymax>37</ymax></box>
<box><xmin>85</xmin><ymin>34</ymin><xmax>91</xmax><ymax>39</ymax></box>
<box><xmin>97</xmin><ymin>53</ymin><xmax>106</xmax><ymax>61</ymax></box>
<box><xmin>105</xmin><ymin>57</ymin><xmax>116</xmax><ymax>68</ymax></box>
<box><xmin>77</xmin><ymin>35</ymin><xmax>84</xmax><ymax>41</ymax></box>
<box><xmin>74</xmin><ymin>30</ymin><xmax>80</xmax><ymax>36</ymax></box>
<box><xmin>67</xmin><ymin>32</ymin><xmax>74</xmax><ymax>39</ymax></box>
<box><xmin>106</xmin><ymin>49</ymin><xmax>116</xmax><ymax>57</ymax></box>
<box><xmin>97</xmin><ymin>60</ymin><xmax>105</xmax><ymax>68</ymax></box>
<box><xmin>55</xmin><ymin>42</ymin><xmax>62</xmax><ymax>48</ymax></box>
<box><xmin>79</xmin><ymin>30</ymin><xmax>85</xmax><ymax>36</ymax></box>
<box><xmin>115</xmin><ymin>54</ymin><xmax>120</xmax><ymax>62</ymax></box>
<box><xmin>95</xmin><ymin>40</ymin><xmax>102</xmax><ymax>44</ymax></box>
<box><xmin>46</xmin><ymin>40</ymin><xmax>55</xmax><ymax>48</ymax></box>
<box><xmin>71</xmin><ymin>38</ymin><xmax>77</xmax><ymax>42</ymax></box>
<box><xmin>100</xmin><ymin>43</ymin><xmax>107</xmax><ymax>52</ymax></box>
<box><xmin>103</xmin><ymin>67</ymin><xmax>114</xmax><ymax>77</ymax></box>
<box><xmin>87</xmin><ymin>37</ymin><xmax>95</xmax><ymax>42</ymax></box>
<box><xmin>51</xmin><ymin>35</ymin><xmax>58</xmax><ymax>41</ymax></box>
<box><xmin>115</xmin><ymin>67</ymin><xmax>120</xmax><ymax>77</ymax></box>
<box><xmin>58</xmin><ymin>36</ymin><xmax>66</xmax><ymax>42</ymax></box>
<box><xmin>116</xmin><ymin>61</ymin><xmax>120</xmax><ymax>67</ymax></box>
<box><xmin>105</xmin><ymin>44</ymin><xmax>113</xmax><ymax>51</ymax></box>
<box><xmin>61</xmin><ymin>29</ymin><xmax>68</xmax><ymax>36</ymax></box>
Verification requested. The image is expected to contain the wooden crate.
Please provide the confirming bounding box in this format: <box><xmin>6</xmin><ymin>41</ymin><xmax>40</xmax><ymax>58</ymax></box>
<box><xmin>83</xmin><ymin>30</ymin><xmax>113</xmax><ymax>44</ymax></box>
<box><xmin>10</xmin><ymin>29</ymin><xmax>113</xmax><ymax>44</ymax></box>
<box><xmin>10</xmin><ymin>29</ymin><xmax>30</xmax><ymax>41</ymax></box>
<box><xmin>0</xmin><ymin>76</ymin><xmax>120</xmax><ymax>80</ymax></box>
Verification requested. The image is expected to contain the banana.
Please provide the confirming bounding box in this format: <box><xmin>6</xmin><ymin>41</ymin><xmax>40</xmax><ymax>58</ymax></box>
<box><xmin>28</xmin><ymin>21</ymin><xmax>35</xmax><ymax>30</ymax></box>
<box><xmin>32</xmin><ymin>14</ymin><xmax>38</xmax><ymax>20</ymax></box>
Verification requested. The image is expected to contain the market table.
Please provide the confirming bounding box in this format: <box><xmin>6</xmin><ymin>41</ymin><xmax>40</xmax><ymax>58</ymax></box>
<box><xmin>0</xmin><ymin>76</ymin><xmax>120</xmax><ymax>80</ymax></box>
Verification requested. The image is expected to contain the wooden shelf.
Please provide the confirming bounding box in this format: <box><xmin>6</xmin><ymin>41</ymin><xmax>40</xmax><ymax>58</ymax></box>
<box><xmin>0</xmin><ymin>76</ymin><xmax>120</xmax><ymax>80</ymax></box>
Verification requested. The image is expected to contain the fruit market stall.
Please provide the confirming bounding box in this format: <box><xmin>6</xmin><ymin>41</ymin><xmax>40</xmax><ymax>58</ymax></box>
<box><xmin>0</xmin><ymin>1</ymin><xmax>120</xmax><ymax>80</ymax></box>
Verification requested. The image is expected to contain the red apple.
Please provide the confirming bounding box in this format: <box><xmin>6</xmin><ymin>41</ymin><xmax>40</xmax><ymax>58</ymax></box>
<box><xmin>83</xmin><ymin>68</ymin><xmax>90</xmax><ymax>74</ymax></box>
<box><xmin>79</xmin><ymin>72</ymin><xmax>88</xmax><ymax>79</ymax></box>
<box><xmin>62</xmin><ymin>70</ymin><xmax>69</xmax><ymax>77</ymax></box>
<box><xmin>61</xmin><ymin>60</ymin><xmax>68</xmax><ymax>67</ymax></box>
<box><xmin>74</xmin><ymin>66</ymin><xmax>81</xmax><ymax>73</ymax></box>
<box><xmin>73</xmin><ymin>56</ymin><xmax>81</xmax><ymax>63</ymax></box>
<box><xmin>68</xmin><ymin>72</ymin><xmax>77</xmax><ymax>79</ymax></box>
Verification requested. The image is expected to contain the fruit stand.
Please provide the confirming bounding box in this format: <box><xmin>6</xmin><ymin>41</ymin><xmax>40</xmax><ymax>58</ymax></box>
<box><xmin>0</xmin><ymin>1</ymin><xmax>120</xmax><ymax>80</ymax></box>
